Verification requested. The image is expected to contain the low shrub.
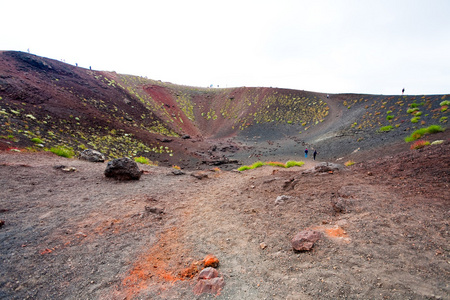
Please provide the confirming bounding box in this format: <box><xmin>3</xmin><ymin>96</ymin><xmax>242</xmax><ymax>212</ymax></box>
<box><xmin>440</xmin><ymin>116</ymin><xmax>447</xmax><ymax>123</ymax></box>
<box><xmin>440</xmin><ymin>100</ymin><xmax>450</xmax><ymax>106</ymax></box>
<box><xmin>386</xmin><ymin>115</ymin><xmax>394</xmax><ymax>121</ymax></box>
<box><xmin>410</xmin><ymin>140</ymin><xmax>430</xmax><ymax>150</ymax></box>
<box><xmin>50</xmin><ymin>146</ymin><xmax>74</xmax><ymax>158</ymax></box>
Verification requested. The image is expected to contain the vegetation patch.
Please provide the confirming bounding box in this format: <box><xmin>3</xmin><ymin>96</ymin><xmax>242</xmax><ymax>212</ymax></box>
<box><xmin>411</xmin><ymin>117</ymin><xmax>420</xmax><ymax>123</ymax></box>
<box><xmin>379</xmin><ymin>125</ymin><xmax>393</xmax><ymax>132</ymax></box>
<box><xmin>134</xmin><ymin>156</ymin><xmax>150</xmax><ymax>165</ymax></box>
<box><xmin>49</xmin><ymin>146</ymin><xmax>75</xmax><ymax>158</ymax></box>
<box><xmin>405</xmin><ymin>125</ymin><xmax>445</xmax><ymax>142</ymax></box>
<box><xmin>31</xmin><ymin>137</ymin><xmax>43</xmax><ymax>144</ymax></box>
<box><xmin>237</xmin><ymin>160</ymin><xmax>304</xmax><ymax>171</ymax></box>
<box><xmin>344</xmin><ymin>160</ymin><xmax>355</xmax><ymax>167</ymax></box>
<box><xmin>410</xmin><ymin>140</ymin><xmax>430</xmax><ymax>150</ymax></box>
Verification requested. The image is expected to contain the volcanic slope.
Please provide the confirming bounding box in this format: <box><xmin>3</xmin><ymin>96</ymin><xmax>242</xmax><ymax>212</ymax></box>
<box><xmin>0</xmin><ymin>51</ymin><xmax>449</xmax><ymax>168</ymax></box>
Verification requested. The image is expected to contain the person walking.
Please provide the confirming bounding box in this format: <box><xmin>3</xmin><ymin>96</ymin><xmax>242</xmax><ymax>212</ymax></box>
<box><xmin>313</xmin><ymin>150</ymin><xmax>317</xmax><ymax>160</ymax></box>
<box><xmin>305</xmin><ymin>148</ymin><xmax>308</xmax><ymax>158</ymax></box>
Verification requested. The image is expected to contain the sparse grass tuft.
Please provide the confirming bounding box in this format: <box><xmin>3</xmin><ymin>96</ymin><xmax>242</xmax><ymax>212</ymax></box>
<box><xmin>410</xmin><ymin>140</ymin><xmax>430</xmax><ymax>150</ymax></box>
<box><xmin>238</xmin><ymin>160</ymin><xmax>304</xmax><ymax>171</ymax></box>
<box><xmin>411</xmin><ymin>117</ymin><xmax>420</xmax><ymax>123</ymax></box>
<box><xmin>379</xmin><ymin>125</ymin><xmax>393</xmax><ymax>132</ymax></box>
<box><xmin>31</xmin><ymin>137</ymin><xmax>43</xmax><ymax>144</ymax></box>
<box><xmin>134</xmin><ymin>156</ymin><xmax>150</xmax><ymax>164</ymax></box>
<box><xmin>344</xmin><ymin>160</ymin><xmax>355</xmax><ymax>167</ymax></box>
<box><xmin>285</xmin><ymin>160</ymin><xmax>305</xmax><ymax>168</ymax></box>
<box><xmin>265</xmin><ymin>161</ymin><xmax>287</xmax><ymax>168</ymax></box>
<box><xmin>50</xmin><ymin>146</ymin><xmax>74</xmax><ymax>158</ymax></box>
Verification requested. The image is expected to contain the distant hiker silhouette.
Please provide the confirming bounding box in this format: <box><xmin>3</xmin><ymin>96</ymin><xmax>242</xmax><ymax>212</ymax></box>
<box><xmin>305</xmin><ymin>148</ymin><xmax>308</xmax><ymax>158</ymax></box>
<box><xmin>313</xmin><ymin>150</ymin><xmax>317</xmax><ymax>160</ymax></box>
<box><xmin>402</xmin><ymin>88</ymin><xmax>405</xmax><ymax>95</ymax></box>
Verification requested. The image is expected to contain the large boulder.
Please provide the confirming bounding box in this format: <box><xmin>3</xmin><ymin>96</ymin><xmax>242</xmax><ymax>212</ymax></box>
<box><xmin>104</xmin><ymin>157</ymin><xmax>142</xmax><ymax>180</ymax></box>
<box><xmin>80</xmin><ymin>149</ymin><xmax>105</xmax><ymax>162</ymax></box>
<box><xmin>291</xmin><ymin>230</ymin><xmax>322</xmax><ymax>251</ymax></box>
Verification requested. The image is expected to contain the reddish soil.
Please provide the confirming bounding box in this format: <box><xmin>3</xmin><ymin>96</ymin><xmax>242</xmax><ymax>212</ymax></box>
<box><xmin>0</xmin><ymin>139</ymin><xmax>449</xmax><ymax>299</ymax></box>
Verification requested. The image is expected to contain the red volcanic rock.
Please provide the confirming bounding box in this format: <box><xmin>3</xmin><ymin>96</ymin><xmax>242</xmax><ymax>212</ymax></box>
<box><xmin>291</xmin><ymin>230</ymin><xmax>322</xmax><ymax>251</ymax></box>
<box><xmin>198</xmin><ymin>267</ymin><xmax>218</xmax><ymax>280</ymax></box>
<box><xmin>203</xmin><ymin>254</ymin><xmax>219</xmax><ymax>268</ymax></box>
<box><xmin>193</xmin><ymin>275</ymin><xmax>225</xmax><ymax>296</ymax></box>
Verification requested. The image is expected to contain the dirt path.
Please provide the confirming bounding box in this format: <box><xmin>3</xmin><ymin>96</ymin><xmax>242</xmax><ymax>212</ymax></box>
<box><xmin>0</xmin><ymin>150</ymin><xmax>449</xmax><ymax>299</ymax></box>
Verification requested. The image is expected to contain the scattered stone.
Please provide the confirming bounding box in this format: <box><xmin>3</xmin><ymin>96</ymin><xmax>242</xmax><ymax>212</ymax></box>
<box><xmin>367</xmin><ymin>171</ymin><xmax>373</xmax><ymax>176</ymax></box>
<box><xmin>203</xmin><ymin>157</ymin><xmax>239</xmax><ymax>166</ymax></box>
<box><xmin>181</xmin><ymin>134</ymin><xmax>191</xmax><ymax>139</ymax></box>
<box><xmin>260</xmin><ymin>242</ymin><xmax>267</xmax><ymax>250</ymax></box>
<box><xmin>156</xmin><ymin>137</ymin><xmax>172</xmax><ymax>143</ymax></box>
<box><xmin>62</xmin><ymin>167</ymin><xmax>77</xmax><ymax>172</ymax></box>
<box><xmin>0</xmin><ymin>219</ymin><xmax>4</xmax><ymax>228</ymax></box>
<box><xmin>331</xmin><ymin>197</ymin><xmax>347</xmax><ymax>213</ymax></box>
<box><xmin>145</xmin><ymin>206</ymin><xmax>164</xmax><ymax>214</ymax></box>
<box><xmin>191</xmin><ymin>171</ymin><xmax>208</xmax><ymax>180</ymax></box>
<box><xmin>104</xmin><ymin>157</ymin><xmax>142</xmax><ymax>180</ymax></box>
<box><xmin>80</xmin><ymin>149</ymin><xmax>105</xmax><ymax>162</ymax></box>
<box><xmin>275</xmin><ymin>195</ymin><xmax>291</xmax><ymax>205</ymax></box>
<box><xmin>291</xmin><ymin>230</ymin><xmax>322</xmax><ymax>251</ymax></box>
<box><xmin>171</xmin><ymin>169</ymin><xmax>185</xmax><ymax>176</ymax></box>
<box><xmin>314</xmin><ymin>162</ymin><xmax>344</xmax><ymax>173</ymax></box>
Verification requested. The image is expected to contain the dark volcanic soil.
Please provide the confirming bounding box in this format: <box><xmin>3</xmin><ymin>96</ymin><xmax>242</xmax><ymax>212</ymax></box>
<box><xmin>0</xmin><ymin>139</ymin><xmax>449</xmax><ymax>299</ymax></box>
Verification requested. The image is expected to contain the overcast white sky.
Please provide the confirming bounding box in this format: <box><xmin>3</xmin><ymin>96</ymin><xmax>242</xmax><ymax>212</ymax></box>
<box><xmin>3</xmin><ymin>0</ymin><xmax>450</xmax><ymax>95</ymax></box>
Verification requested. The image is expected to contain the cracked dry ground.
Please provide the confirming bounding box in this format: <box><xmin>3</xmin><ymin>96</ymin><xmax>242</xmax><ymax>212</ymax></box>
<box><xmin>0</xmin><ymin>144</ymin><xmax>449</xmax><ymax>300</ymax></box>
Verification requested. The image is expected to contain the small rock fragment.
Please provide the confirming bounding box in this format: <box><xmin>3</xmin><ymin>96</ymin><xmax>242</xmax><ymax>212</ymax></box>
<box><xmin>0</xmin><ymin>219</ymin><xmax>5</xmax><ymax>228</ymax></box>
<box><xmin>275</xmin><ymin>195</ymin><xmax>290</xmax><ymax>205</ymax></box>
<box><xmin>191</xmin><ymin>171</ymin><xmax>208</xmax><ymax>180</ymax></box>
<box><xmin>171</xmin><ymin>169</ymin><xmax>185</xmax><ymax>175</ymax></box>
<box><xmin>291</xmin><ymin>230</ymin><xmax>322</xmax><ymax>251</ymax></box>
<box><xmin>260</xmin><ymin>242</ymin><xmax>267</xmax><ymax>250</ymax></box>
